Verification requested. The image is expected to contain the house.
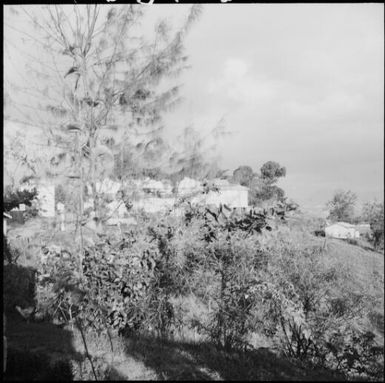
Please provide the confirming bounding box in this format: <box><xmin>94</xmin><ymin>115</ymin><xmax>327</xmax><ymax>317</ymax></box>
<box><xmin>20</xmin><ymin>181</ymin><xmax>55</xmax><ymax>218</ymax></box>
<box><xmin>202</xmin><ymin>180</ymin><xmax>249</xmax><ymax>208</ymax></box>
<box><xmin>134</xmin><ymin>197</ymin><xmax>175</xmax><ymax>214</ymax></box>
<box><xmin>94</xmin><ymin>179</ymin><xmax>122</xmax><ymax>196</ymax></box>
<box><xmin>355</xmin><ymin>223</ymin><xmax>371</xmax><ymax>237</ymax></box>
<box><xmin>325</xmin><ymin>222</ymin><xmax>360</xmax><ymax>239</ymax></box>
<box><xmin>178</xmin><ymin>177</ymin><xmax>249</xmax><ymax>209</ymax></box>
<box><xmin>177</xmin><ymin>177</ymin><xmax>203</xmax><ymax>196</ymax></box>
<box><xmin>36</xmin><ymin>183</ymin><xmax>56</xmax><ymax>217</ymax></box>
<box><xmin>83</xmin><ymin>177</ymin><xmax>249</xmax><ymax>216</ymax></box>
<box><xmin>141</xmin><ymin>178</ymin><xmax>173</xmax><ymax>197</ymax></box>
<box><xmin>3</xmin><ymin>212</ymin><xmax>12</xmax><ymax>236</ymax></box>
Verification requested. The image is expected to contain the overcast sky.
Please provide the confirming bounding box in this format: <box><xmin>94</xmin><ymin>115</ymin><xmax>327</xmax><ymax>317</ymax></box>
<box><xmin>4</xmin><ymin>4</ymin><xmax>384</xmax><ymax>213</ymax></box>
<box><xmin>157</xmin><ymin>3</ymin><xmax>384</xmax><ymax>212</ymax></box>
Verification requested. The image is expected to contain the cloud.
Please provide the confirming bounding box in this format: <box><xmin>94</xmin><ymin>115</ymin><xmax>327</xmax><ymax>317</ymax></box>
<box><xmin>208</xmin><ymin>57</ymin><xmax>283</xmax><ymax>109</ymax></box>
<box><xmin>223</xmin><ymin>57</ymin><xmax>248</xmax><ymax>79</ymax></box>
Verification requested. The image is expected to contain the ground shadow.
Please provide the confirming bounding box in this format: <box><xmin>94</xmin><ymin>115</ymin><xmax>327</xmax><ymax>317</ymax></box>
<box><xmin>3</xmin><ymin>263</ymin><xmax>84</xmax><ymax>381</ymax></box>
<box><xmin>121</xmin><ymin>334</ymin><xmax>346</xmax><ymax>381</ymax></box>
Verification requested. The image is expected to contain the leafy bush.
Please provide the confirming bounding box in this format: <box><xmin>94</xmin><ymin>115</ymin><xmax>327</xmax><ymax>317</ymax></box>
<box><xmin>169</xmin><ymin>203</ymin><xmax>274</xmax><ymax>350</ymax></box>
<box><xmin>3</xmin><ymin>239</ymin><xmax>22</xmax><ymax>264</ymax></box>
<box><xmin>3</xmin><ymin>186</ymin><xmax>38</xmax><ymax>213</ymax></box>
<box><xmin>257</xmin><ymin>227</ymin><xmax>384</xmax><ymax>380</ymax></box>
<box><xmin>25</xmin><ymin>202</ymin><xmax>383</xmax><ymax>380</ymax></box>
<box><xmin>201</xmin><ymin>231</ymin><xmax>268</xmax><ymax>350</ymax></box>
<box><xmin>36</xmin><ymin>217</ymin><xmax>185</xmax><ymax>339</ymax></box>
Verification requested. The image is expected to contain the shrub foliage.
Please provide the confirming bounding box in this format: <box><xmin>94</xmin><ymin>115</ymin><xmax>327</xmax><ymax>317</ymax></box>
<box><xmin>8</xmin><ymin>202</ymin><xmax>383</xmax><ymax>381</ymax></box>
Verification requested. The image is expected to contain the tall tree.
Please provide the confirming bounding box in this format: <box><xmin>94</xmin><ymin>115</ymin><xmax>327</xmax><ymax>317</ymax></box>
<box><xmin>327</xmin><ymin>190</ymin><xmax>357</xmax><ymax>223</ymax></box>
<box><xmin>361</xmin><ymin>201</ymin><xmax>384</xmax><ymax>249</ymax></box>
<box><xmin>4</xmin><ymin>4</ymin><xmax>202</xmax><ymax>221</ymax></box>
<box><xmin>232</xmin><ymin>165</ymin><xmax>254</xmax><ymax>187</ymax></box>
<box><xmin>260</xmin><ymin>161</ymin><xmax>286</xmax><ymax>185</ymax></box>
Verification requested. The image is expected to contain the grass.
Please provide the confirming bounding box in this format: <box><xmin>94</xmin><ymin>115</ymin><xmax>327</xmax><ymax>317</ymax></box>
<box><xmin>324</xmin><ymin>238</ymin><xmax>384</xmax><ymax>284</ymax></box>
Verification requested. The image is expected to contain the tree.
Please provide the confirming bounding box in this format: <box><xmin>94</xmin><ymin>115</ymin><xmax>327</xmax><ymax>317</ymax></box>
<box><xmin>4</xmin><ymin>130</ymin><xmax>38</xmax><ymax>190</ymax></box>
<box><xmin>361</xmin><ymin>201</ymin><xmax>384</xmax><ymax>249</ymax></box>
<box><xmin>232</xmin><ymin>166</ymin><xmax>254</xmax><ymax>187</ymax></box>
<box><xmin>327</xmin><ymin>190</ymin><xmax>357</xmax><ymax>223</ymax></box>
<box><xmin>230</xmin><ymin>161</ymin><xmax>287</xmax><ymax>205</ymax></box>
<box><xmin>255</xmin><ymin>184</ymin><xmax>285</xmax><ymax>202</ymax></box>
<box><xmin>260</xmin><ymin>161</ymin><xmax>286</xmax><ymax>185</ymax></box>
<box><xmin>254</xmin><ymin>161</ymin><xmax>286</xmax><ymax>204</ymax></box>
<box><xmin>3</xmin><ymin>186</ymin><xmax>38</xmax><ymax>213</ymax></box>
<box><xmin>4</xmin><ymin>4</ymin><xmax>202</xmax><ymax>222</ymax></box>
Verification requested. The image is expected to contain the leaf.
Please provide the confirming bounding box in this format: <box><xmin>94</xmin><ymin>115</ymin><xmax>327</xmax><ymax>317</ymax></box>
<box><xmin>82</xmin><ymin>97</ymin><xmax>99</xmax><ymax>107</ymax></box>
<box><xmin>94</xmin><ymin>145</ymin><xmax>114</xmax><ymax>159</ymax></box>
<box><xmin>66</xmin><ymin>123</ymin><xmax>81</xmax><ymax>132</ymax></box>
<box><xmin>64</xmin><ymin>66</ymin><xmax>79</xmax><ymax>78</ymax></box>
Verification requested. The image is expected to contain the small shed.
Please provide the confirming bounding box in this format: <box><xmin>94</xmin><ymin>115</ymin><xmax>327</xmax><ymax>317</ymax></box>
<box><xmin>3</xmin><ymin>212</ymin><xmax>12</xmax><ymax>236</ymax></box>
<box><xmin>325</xmin><ymin>222</ymin><xmax>359</xmax><ymax>239</ymax></box>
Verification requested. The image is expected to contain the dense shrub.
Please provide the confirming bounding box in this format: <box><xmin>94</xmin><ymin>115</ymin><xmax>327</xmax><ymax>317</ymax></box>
<box><xmin>23</xmin><ymin>204</ymin><xmax>383</xmax><ymax>381</ymax></box>
<box><xmin>3</xmin><ymin>186</ymin><xmax>38</xmax><ymax>213</ymax></box>
<box><xmin>257</xmin><ymin>227</ymin><xmax>384</xmax><ymax>380</ymax></box>
<box><xmin>37</xmin><ymin>218</ymin><xmax>186</xmax><ymax>339</ymax></box>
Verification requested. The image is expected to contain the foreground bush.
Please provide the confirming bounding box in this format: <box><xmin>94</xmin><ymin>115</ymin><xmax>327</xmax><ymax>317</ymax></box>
<box><xmin>19</xmin><ymin>206</ymin><xmax>383</xmax><ymax>381</ymax></box>
<box><xmin>257</xmin><ymin>227</ymin><xmax>384</xmax><ymax>381</ymax></box>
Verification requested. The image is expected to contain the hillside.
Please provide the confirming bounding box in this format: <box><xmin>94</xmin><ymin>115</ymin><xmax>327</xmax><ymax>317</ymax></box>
<box><xmin>324</xmin><ymin>238</ymin><xmax>384</xmax><ymax>341</ymax></box>
<box><xmin>325</xmin><ymin>238</ymin><xmax>384</xmax><ymax>284</ymax></box>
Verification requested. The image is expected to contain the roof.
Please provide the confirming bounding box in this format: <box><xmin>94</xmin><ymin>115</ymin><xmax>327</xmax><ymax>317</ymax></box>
<box><xmin>356</xmin><ymin>223</ymin><xmax>370</xmax><ymax>228</ymax></box>
<box><xmin>326</xmin><ymin>222</ymin><xmax>357</xmax><ymax>230</ymax></box>
<box><xmin>219</xmin><ymin>184</ymin><xmax>249</xmax><ymax>191</ymax></box>
<box><xmin>212</xmin><ymin>179</ymin><xmax>249</xmax><ymax>191</ymax></box>
<box><xmin>355</xmin><ymin>224</ymin><xmax>371</xmax><ymax>233</ymax></box>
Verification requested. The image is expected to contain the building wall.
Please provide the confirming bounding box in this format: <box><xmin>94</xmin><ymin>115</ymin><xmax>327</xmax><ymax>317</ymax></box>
<box><xmin>325</xmin><ymin>225</ymin><xmax>359</xmax><ymax>239</ymax></box>
<box><xmin>3</xmin><ymin>218</ymin><xmax>7</xmax><ymax>236</ymax></box>
<box><xmin>36</xmin><ymin>184</ymin><xmax>55</xmax><ymax>218</ymax></box>
<box><xmin>202</xmin><ymin>189</ymin><xmax>248</xmax><ymax>208</ymax></box>
<box><xmin>134</xmin><ymin>197</ymin><xmax>176</xmax><ymax>213</ymax></box>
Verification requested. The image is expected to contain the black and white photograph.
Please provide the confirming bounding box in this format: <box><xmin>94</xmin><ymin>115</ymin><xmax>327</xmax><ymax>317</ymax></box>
<box><xmin>3</xmin><ymin>2</ymin><xmax>384</xmax><ymax>381</ymax></box>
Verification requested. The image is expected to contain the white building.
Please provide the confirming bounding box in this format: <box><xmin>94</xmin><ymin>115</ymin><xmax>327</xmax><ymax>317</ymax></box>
<box><xmin>206</xmin><ymin>180</ymin><xmax>249</xmax><ymax>208</ymax></box>
<box><xmin>36</xmin><ymin>183</ymin><xmax>56</xmax><ymax>217</ymax></box>
<box><xmin>3</xmin><ymin>213</ymin><xmax>12</xmax><ymax>236</ymax></box>
<box><xmin>187</xmin><ymin>179</ymin><xmax>248</xmax><ymax>208</ymax></box>
<box><xmin>94</xmin><ymin>179</ymin><xmax>122</xmax><ymax>196</ymax></box>
<box><xmin>141</xmin><ymin>178</ymin><xmax>173</xmax><ymax>197</ymax></box>
<box><xmin>355</xmin><ymin>223</ymin><xmax>371</xmax><ymax>237</ymax></box>
<box><xmin>84</xmin><ymin>177</ymin><xmax>249</xmax><ymax>216</ymax></box>
<box><xmin>19</xmin><ymin>180</ymin><xmax>56</xmax><ymax>218</ymax></box>
<box><xmin>325</xmin><ymin>222</ymin><xmax>360</xmax><ymax>239</ymax></box>
<box><xmin>177</xmin><ymin>177</ymin><xmax>203</xmax><ymax>196</ymax></box>
<box><xmin>134</xmin><ymin>197</ymin><xmax>176</xmax><ymax>213</ymax></box>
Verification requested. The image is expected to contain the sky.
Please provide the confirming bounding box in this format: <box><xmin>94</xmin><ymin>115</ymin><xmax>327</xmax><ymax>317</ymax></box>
<box><xmin>4</xmin><ymin>3</ymin><xmax>384</xmax><ymax>214</ymax></box>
